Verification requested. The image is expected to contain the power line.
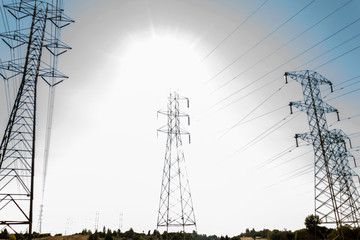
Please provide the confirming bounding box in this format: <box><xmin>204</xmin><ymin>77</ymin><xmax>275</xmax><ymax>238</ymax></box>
<box><xmin>238</xmin><ymin>20</ymin><xmax>360</xmax><ymax>107</ymax></box>
<box><xmin>206</xmin><ymin>0</ymin><xmax>316</xmax><ymax>83</ymax></box>
<box><xmin>323</xmin><ymin>78</ymin><xmax>360</xmax><ymax>99</ymax></box>
<box><xmin>213</xmin><ymin>77</ymin><xmax>283</xmax><ymax>113</ymax></box>
<box><xmin>207</xmin><ymin>16</ymin><xmax>360</xmax><ymax>114</ymax></box>
<box><xmin>327</xmin><ymin>86</ymin><xmax>360</xmax><ymax>102</ymax></box>
<box><xmin>322</xmin><ymin>75</ymin><xmax>360</xmax><ymax>97</ymax></box>
<box><xmin>349</xmin><ymin>132</ymin><xmax>360</xmax><ymax>137</ymax></box>
<box><xmin>266</xmin><ymin>149</ymin><xmax>313</xmax><ymax>172</ymax></box>
<box><xmin>221</xmin><ymin>83</ymin><xmax>286</xmax><ymax>136</ymax></box>
<box><xmin>240</xmin><ymin>113</ymin><xmax>300</xmax><ymax>152</ymax></box>
<box><xmin>252</xmin><ymin>144</ymin><xmax>297</xmax><ymax>172</ymax></box>
<box><xmin>256</xmin><ymin>16</ymin><xmax>360</xmax><ymax>81</ymax></box>
<box><xmin>334</xmin><ymin>80</ymin><xmax>360</xmax><ymax>94</ymax></box>
<box><xmin>263</xmin><ymin>163</ymin><xmax>313</xmax><ymax>190</ymax></box>
<box><xmin>262</xmin><ymin>151</ymin><xmax>315</xmax><ymax>190</ymax></box>
<box><xmin>351</xmin><ymin>135</ymin><xmax>360</xmax><ymax>140</ymax></box>
<box><xmin>334</xmin><ymin>74</ymin><xmax>360</xmax><ymax>87</ymax></box>
<box><xmin>225</xmin><ymin>113</ymin><xmax>300</xmax><ymax>160</ymax></box>
<box><xmin>204</xmin><ymin>75</ymin><xmax>276</xmax><ymax>113</ymax></box>
<box><xmin>200</xmin><ymin>0</ymin><xmax>270</xmax><ymax>63</ymax></box>
<box><xmin>350</xmin><ymin>146</ymin><xmax>360</xmax><ymax>150</ymax></box>
<box><xmin>1</xmin><ymin>0</ymin><xmax>11</xmax><ymax>37</ymax></box>
<box><xmin>208</xmin><ymin>27</ymin><xmax>360</xmax><ymax>114</ymax></box>
<box><xmin>314</xmin><ymin>43</ymin><xmax>360</xmax><ymax>71</ymax></box>
<box><xmin>232</xmin><ymin>105</ymin><xmax>288</xmax><ymax>127</ymax></box>
<box><xmin>210</xmin><ymin>0</ymin><xmax>354</xmax><ymax>94</ymax></box>
<box><xmin>211</xmin><ymin>34</ymin><xmax>360</xmax><ymax>122</ymax></box>
<box><xmin>329</xmin><ymin>112</ymin><xmax>360</xmax><ymax>128</ymax></box>
<box><xmin>297</xmin><ymin>32</ymin><xmax>360</xmax><ymax>70</ymax></box>
<box><xmin>0</xmin><ymin>1</ymin><xmax>13</xmax><ymax>114</ymax></box>
<box><xmin>219</xmin><ymin>31</ymin><xmax>360</xmax><ymax>112</ymax></box>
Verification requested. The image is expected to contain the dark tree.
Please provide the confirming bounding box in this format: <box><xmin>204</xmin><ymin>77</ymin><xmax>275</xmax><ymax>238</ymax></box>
<box><xmin>0</xmin><ymin>229</ymin><xmax>9</xmax><ymax>239</ymax></box>
<box><xmin>105</xmin><ymin>229</ymin><xmax>112</xmax><ymax>240</ymax></box>
<box><xmin>304</xmin><ymin>215</ymin><xmax>321</xmax><ymax>232</ymax></box>
<box><xmin>124</xmin><ymin>228</ymin><xmax>135</xmax><ymax>239</ymax></box>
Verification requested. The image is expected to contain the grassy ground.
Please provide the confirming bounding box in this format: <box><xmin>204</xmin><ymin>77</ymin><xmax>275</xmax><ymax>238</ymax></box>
<box><xmin>33</xmin><ymin>235</ymin><xmax>89</xmax><ymax>240</ymax></box>
<box><xmin>31</xmin><ymin>235</ymin><xmax>267</xmax><ymax>240</ymax></box>
<box><xmin>240</xmin><ymin>238</ymin><xmax>267</xmax><ymax>240</ymax></box>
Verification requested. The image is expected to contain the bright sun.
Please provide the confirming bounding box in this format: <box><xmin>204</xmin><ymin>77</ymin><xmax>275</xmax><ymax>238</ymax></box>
<box><xmin>120</xmin><ymin>34</ymin><xmax>205</xmax><ymax>92</ymax></box>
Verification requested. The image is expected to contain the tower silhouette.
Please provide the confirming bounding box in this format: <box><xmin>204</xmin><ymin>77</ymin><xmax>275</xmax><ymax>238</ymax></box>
<box><xmin>0</xmin><ymin>0</ymin><xmax>72</xmax><ymax>236</ymax></box>
<box><xmin>285</xmin><ymin>70</ymin><xmax>360</xmax><ymax>238</ymax></box>
<box><xmin>157</xmin><ymin>91</ymin><xmax>197</xmax><ymax>233</ymax></box>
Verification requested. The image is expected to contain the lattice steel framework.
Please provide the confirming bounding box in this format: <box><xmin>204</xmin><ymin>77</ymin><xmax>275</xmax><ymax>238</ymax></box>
<box><xmin>285</xmin><ymin>70</ymin><xmax>360</xmax><ymax>232</ymax></box>
<box><xmin>0</xmin><ymin>0</ymin><xmax>72</xmax><ymax>236</ymax></box>
<box><xmin>157</xmin><ymin>91</ymin><xmax>197</xmax><ymax>233</ymax></box>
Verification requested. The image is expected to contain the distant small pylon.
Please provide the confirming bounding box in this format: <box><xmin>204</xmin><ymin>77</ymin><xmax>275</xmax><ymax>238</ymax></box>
<box><xmin>37</xmin><ymin>204</ymin><xmax>44</xmax><ymax>233</ymax></box>
<box><xmin>95</xmin><ymin>212</ymin><xmax>99</xmax><ymax>232</ymax></box>
<box><xmin>156</xmin><ymin>91</ymin><xmax>197</xmax><ymax>233</ymax></box>
<box><xmin>119</xmin><ymin>212</ymin><xmax>123</xmax><ymax>230</ymax></box>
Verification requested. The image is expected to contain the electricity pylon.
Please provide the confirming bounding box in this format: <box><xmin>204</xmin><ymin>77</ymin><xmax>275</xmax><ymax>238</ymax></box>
<box><xmin>285</xmin><ymin>70</ymin><xmax>360</xmax><ymax>238</ymax></box>
<box><xmin>157</xmin><ymin>91</ymin><xmax>197</xmax><ymax>233</ymax></box>
<box><xmin>0</xmin><ymin>0</ymin><xmax>73</xmax><ymax>237</ymax></box>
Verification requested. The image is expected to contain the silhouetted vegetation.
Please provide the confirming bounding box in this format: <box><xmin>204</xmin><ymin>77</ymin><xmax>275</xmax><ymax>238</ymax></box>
<box><xmin>238</xmin><ymin>228</ymin><xmax>270</xmax><ymax>239</ymax></box>
<box><xmin>0</xmin><ymin>229</ymin><xmax>10</xmax><ymax>239</ymax></box>
<box><xmin>85</xmin><ymin>228</ymin><xmax>195</xmax><ymax>240</ymax></box>
<box><xmin>3</xmin><ymin>214</ymin><xmax>360</xmax><ymax>240</ymax></box>
<box><xmin>0</xmin><ymin>230</ymin><xmax>57</xmax><ymax>240</ymax></box>
<box><xmin>32</xmin><ymin>233</ymin><xmax>52</xmax><ymax>239</ymax></box>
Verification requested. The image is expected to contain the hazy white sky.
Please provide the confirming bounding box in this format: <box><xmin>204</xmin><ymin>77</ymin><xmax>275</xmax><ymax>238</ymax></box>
<box><xmin>1</xmin><ymin>0</ymin><xmax>360</xmax><ymax>237</ymax></box>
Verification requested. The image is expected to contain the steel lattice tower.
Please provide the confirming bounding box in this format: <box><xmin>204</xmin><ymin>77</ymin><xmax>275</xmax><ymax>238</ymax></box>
<box><xmin>157</xmin><ymin>91</ymin><xmax>197</xmax><ymax>233</ymax></box>
<box><xmin>285</xmin><ymin>70</ymin><xmax>360</xmax><ymax>234</ymax></box>
<box><xmin>0</xmin><ymin>0</ymin><xmax>72</xmax><ymax>236</ymax></box>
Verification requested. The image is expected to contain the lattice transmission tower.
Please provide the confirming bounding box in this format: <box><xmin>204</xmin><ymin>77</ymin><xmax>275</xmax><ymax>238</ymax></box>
<box><xmin>0</xmin><ymin>0</ymin><xmax>73</xmax><ymax>236</ymax></box>
<box><xmin>157</xmin><ymin>91</ymin><xmax>197</xmax><ymax>233</ymax></box>
<box><xmin>285</xmin><ymin>70</ymin><xmax>360</xmax><ymax>234</ymax></box>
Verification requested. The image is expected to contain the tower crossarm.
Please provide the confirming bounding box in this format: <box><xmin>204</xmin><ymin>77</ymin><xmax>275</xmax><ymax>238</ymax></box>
<box><xmin>0</xmin><ymin>29</ymin><xmax>32</xmax><ymax>48</ymax></box>
<box><xmin>0</xmin><ymin>59</ymin><xmax>68</xmax><ymax>88</ymax></box>
<box><xmin>290</xmin><ymin>101</ymin><xmax>338</xmax><ymax>116</ymax></box>
<box><xmin>294</xmin><ymin>132</ymin><xmax>312</xmax><ymax>146</ymax></box>
<box><xmin>329</xmin><ymin>129</ymin><xmax>351</xmax><ymax>146</ymax></box>
<box><xmin>285</xmin><ymin>70</ymin><xmax>333</xmax><ymax>91</ymax></box>
<box><xmin>1</xmin><ymin>29</ymin><xmax>72</xmax><ymax>51</ymax></box>
<box><xmin>157</xmin><ymin>127</ymin><xmax>190</xmax><ymax>136</ymax></box>
<box><xmin>43</xmin><ymin>35</ymin><xmax>72</xmax><ymax>50</ymax></box>
<box><xmin>157</xmin><ymin>109</ymin><xmax>190</xmax><ymax>119</ymax></box>
<box><xmin>4</xmin><ymin>0</ymin><xmax>74</xmax><ymax>24</ymax></box>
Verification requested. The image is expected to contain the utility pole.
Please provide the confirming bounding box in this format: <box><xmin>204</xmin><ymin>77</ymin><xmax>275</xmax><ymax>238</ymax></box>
<box><xmin>285</xmin><ymin>70</ymin><xmax>360</xmax><ymax>239</ymax></box>
<box><xmin>157</xmin><ymin>91</ymin><xmax>197</xmax><ymax>234</ymax></box>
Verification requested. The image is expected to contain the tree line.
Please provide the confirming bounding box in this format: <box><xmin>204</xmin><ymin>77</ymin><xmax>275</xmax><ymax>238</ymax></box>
<box><xmin>0</xmin><ymin>229</ymin><xmax>51</xmax><ymax>240</ymax></box>
<box><xmin>1</xmin><ymin>214</ymin><xmax>360</xmax><ymax>240</ymax></box>
<box><xmin>79</xmin><ymin>214</ymin><xmax>360</xmax><ymax>240</ymax></box>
